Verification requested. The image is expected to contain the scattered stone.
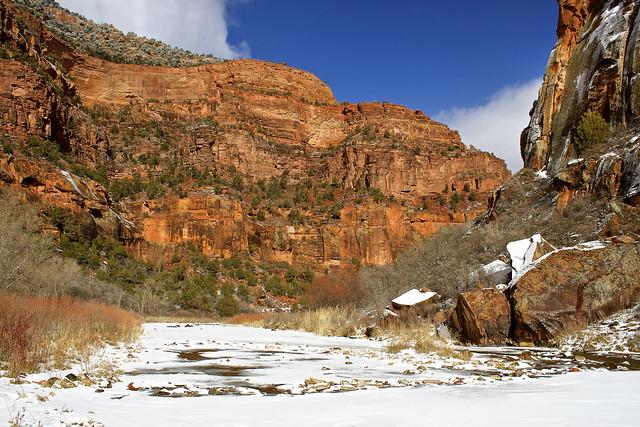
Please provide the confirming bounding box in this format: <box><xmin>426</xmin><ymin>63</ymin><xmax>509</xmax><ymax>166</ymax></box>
<box><xmin>304</xmin><ymin>378</ymin><xmax>323</xmax><ymax>386</ymax></box>
<box><xmin>127</xmin><ymin>383</ymin><xmax>142</xmax><ymax>391</ymax></box>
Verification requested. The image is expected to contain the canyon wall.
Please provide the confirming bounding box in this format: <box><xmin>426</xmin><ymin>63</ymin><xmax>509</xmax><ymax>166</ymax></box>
<box><xmin>522</xmin><ymin>0</ymin><xmax>640</xmax><ymax>173</ymax></box>
<box><xmin>0</xmin><ymin>0</ymin><xmax>511</xmax><ymax>270</ymax></box>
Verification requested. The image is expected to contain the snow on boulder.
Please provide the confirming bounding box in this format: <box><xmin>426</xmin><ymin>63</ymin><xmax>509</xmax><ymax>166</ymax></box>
<box><xmin>383</xmin><ymin>308</ymin><xmax>399</xmax><ymax>318</ymax></box>
<box><xmin>481</xmin><ymin>260</ymin><xmax>511</xmax><ymax>285</ymax></box>
<box><xmin>391</xmin><ymin>288</ymin><xmax>437</xmax><ymax>309</ymax></box>
<box><xmin>507</xmin><ymin>234</ymin><xmax>556</xmax><ymax>282</ymax></box>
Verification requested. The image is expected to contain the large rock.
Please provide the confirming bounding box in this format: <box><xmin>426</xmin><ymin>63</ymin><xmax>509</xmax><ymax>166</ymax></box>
<box><xmin>510</xmin><ymin>243</ymin><xmax>640</xmax><ymax>345</ymax></box>
<box><xmin>449</xmin><ymin>288</ymin><xmax>511</xmax><ymax>345</ymax></box>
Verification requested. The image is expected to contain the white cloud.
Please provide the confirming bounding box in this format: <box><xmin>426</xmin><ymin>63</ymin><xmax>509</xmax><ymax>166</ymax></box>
<box><xmin>57</xmin><ymin>0</ymin><xmax>250</xmax><ymax>59</ymax></box>
<box><xmin>435</xmin><ymin>79</ymin><xmax>541</xmax><ymax>172</ymax></box>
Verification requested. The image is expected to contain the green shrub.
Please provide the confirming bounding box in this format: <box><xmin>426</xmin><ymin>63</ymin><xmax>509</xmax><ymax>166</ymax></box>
<box><xmin>231</xmin><ymin>174</ymin><xmax>244</xmax><ymax>191</ymax></box>
<box><xmin>366</xmin><ymin>187</ymin><xmax>384</xmax><ymax>203</ymax></box>
<box><xmin>216</xmin><ymin>284</ymin><xmax>240</xmax><ymax>317</ymax></box>
<box><xmin>145</xmin><ymin>180</ymin><xmax>165</xmax><ymax>199</ymax></box>
<box><xmin>181</xmin><ymin>275</ymin><xmax>216</xmax><ymax>311</ymax></box>
<box><xmin>221</xmin><ymin>257</ymin><xmax>242</xmax><ymax>270</ymax></box>
<box><xmin>247</xmin><ymin>272</ymin><xmax>258</xmax><ymax>287</ymax></box>
<box><xmin>1</xmin><ymin>135</ymin><xmax>13</xmax><ymax>155</ymax></box>
<box><xmin>110</xmin><ymin>178</ymin><xmax>143</xmax><ymax>202</ymax></box>
<box><xmin>236</xmin><ymin>284</ymin><xmax>250</xmax><ymax>302</ymax></box>
<box><xmin>70</xmin><ymin>164</ymin><xmax>109</xmax><ymax>187</ymax></box>
<box><xmin>25</xmin><ymin>136</ymin><xmax>62</xmax><ymax>163</ymax></box>
<box><xmin>574</xmin><ymin>111</ymin><xmax>610</xmax><ymax>154</ymax></box>
<box><xmin>287</xmin><ymin>209</ymin><xmax>302</xmax><ymax>225</ymax></box>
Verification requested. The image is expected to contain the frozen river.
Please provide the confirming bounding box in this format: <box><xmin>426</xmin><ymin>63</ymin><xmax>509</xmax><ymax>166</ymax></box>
<box><xmin>2</xmin><ymin>323</ymin><xmax>639</xmax><ymax>426</ymax></box>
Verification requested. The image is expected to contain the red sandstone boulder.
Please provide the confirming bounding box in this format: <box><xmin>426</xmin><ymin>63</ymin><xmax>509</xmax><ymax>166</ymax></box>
<box><xmin>510</xmin><ymin>243</ymin><xmax>640</xmax><ymax>345</ymax></box>
<box><xmin>448</xmin><ymin>288</ymin><xmax>511</xmax><ymax>345</ymax></box>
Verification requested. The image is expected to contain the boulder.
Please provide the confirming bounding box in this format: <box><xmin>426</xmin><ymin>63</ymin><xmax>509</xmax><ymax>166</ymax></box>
<box><xmin>449</xmin><ymin>288</ymin><xmax>511</xmax><ymax>345</ymax></box>
<box><xmin>510</xmin><ymin>243</ymin><xmax>640</xmax><ymax>345</ymax></box>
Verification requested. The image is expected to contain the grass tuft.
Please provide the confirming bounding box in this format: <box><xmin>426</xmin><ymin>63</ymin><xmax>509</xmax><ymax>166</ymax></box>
<box><xmin>382</xmin><ymin>322</ymin><xmax>466</xmax><ymax>359</ymax></box>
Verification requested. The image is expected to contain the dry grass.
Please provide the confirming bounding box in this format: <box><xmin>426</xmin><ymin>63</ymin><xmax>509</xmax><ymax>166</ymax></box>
<box><xmin>143</xmin><ymin>314</ymin><xmax>218</xmax><ymax>323</ymax></box>
<box><xmin>227</xmin><ymin>307</ymin><xmax>365</xmax><ymax>337</ymax></box>
<box><xmin>380</xmin><ymin>321</ymin><xmax>468</xmax><ymax>359</ymax></box>
<box><xmin>226</xmin><ymin>313</ymin><xmax>273</xmax><ymax>325</ymax></box>
<box><xmin>228</xmin><ymin>308</ymin><xmax>471</xmax><ymax>361</ymax></box>
<box><xmin>0</xmin><ymin>293</ymin><xmax>140</xmax><ymax>376</ymax></box>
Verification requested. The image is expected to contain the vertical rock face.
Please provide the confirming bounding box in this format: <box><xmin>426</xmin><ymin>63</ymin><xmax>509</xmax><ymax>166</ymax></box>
<box><xmin>522</xmin><ymin>0</ymin><xmax>640</xmax><ymax>173</ymax></box>
<box><xmin>0</xmin><ymin>0</ymin><xmax>511</xmax><ymax>270</ymax></box>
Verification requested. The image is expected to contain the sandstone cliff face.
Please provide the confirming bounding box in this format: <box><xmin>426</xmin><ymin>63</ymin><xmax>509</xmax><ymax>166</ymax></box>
<box><xmin>0</xmin><ymin>0</ymin><xmax>510</xmax><ymax>271</ymax></box>
<box><xmin>0</xmin><ymin>153</ymin><xmax>125</xmax><ymax>239</ymax></box>
<box><xmin>122</xmin><ymin>197</ymin><xmax>479</xmax><ymax>268</ymax></box>
<box><xmin>522</xmin><ymin>1</ymin><xmax>640</xmax><ymax>186</ymax></box>
<box><xmin>60</xmin><ymin>54</ymin><xmax>507</xmax><ymax>199</ymax></box>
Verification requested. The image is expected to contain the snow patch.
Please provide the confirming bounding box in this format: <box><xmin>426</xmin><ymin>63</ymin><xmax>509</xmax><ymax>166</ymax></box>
<box><xmin>1</xmin><ymin>324</ymin><xmax>639</xmax><ymax>427</ymax></box>
<box><xmin>482</xmin><ymin>260</ymin><xmax>510</xmax><ymax>275</ymax></box>
<box><xmin>575</xmin><ymin>241</ymin><xmax>607</xmax><ymax>251</ymax></box>
<box><xmin>60</xmin><ymin>170</ymin><xmax>83</xmax><ymax>197</ymax></box>
<box><xmin>507</xmin><ymin>234</ymin><xmax>544</xmax><ymax>279</ymax></box>
<box><xmin>110</xmin><ymin>209</ymin><xmax>136</xmax><ymax>231</ymax></box>
<box><xmin>535</xmin><ymin>169</ymin><xmax>548</xmax><ymax>179</ymax></box>
<box><xmin>392</xmin><ymin>289</ymin><xmax>437</xmax><ymax>307</ymax></box>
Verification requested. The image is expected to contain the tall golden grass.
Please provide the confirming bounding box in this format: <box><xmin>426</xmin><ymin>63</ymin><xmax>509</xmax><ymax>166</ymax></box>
<box><xmin>227</xmin><ymin>306</ymin><xmax>364</xmax><ymax>337</ymax></box>
<box><xmin>0</xmin><ymin>293</ymin><xmax>140</xmax><ymax>375</ymax></box>
<box><xmin>227</xmin><ymin>308</ymin><xmax>469</xmax><ymax>360</ymax></box>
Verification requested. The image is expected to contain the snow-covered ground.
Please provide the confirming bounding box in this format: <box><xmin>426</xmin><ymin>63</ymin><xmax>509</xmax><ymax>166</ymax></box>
<box><xmin>2</xmin><ymin>323</ymin><xmax>639</xmax><ymax>426</ymax></box>
<box><xmin>559</xmin><ymin>305</ymin><xmax>640</xmax><ymax>354</ymax></box>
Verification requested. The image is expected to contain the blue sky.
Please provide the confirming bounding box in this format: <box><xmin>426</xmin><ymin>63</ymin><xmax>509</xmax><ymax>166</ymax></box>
<box><xmin>226</xmin><ymin>1</ymin><xmax>557</xmax><ymax>112</ymax></box>
<box><xmin>57</xmin><ymin>0</ymin><xmax>559</xmax><ymax>170</ymax></box>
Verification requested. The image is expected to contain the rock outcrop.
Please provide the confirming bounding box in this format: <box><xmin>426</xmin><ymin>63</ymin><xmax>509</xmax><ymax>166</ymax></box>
<box><xmin>449</xmin><ymin>235</ymin><xmax>640</xmax><ymax>346</ymax></box>
<box><xmin>510</xmin><ymin>242</ymin><xmax>640</xmax><ymax>345</ymax></box>
<box><xmin>522</xmin><ymin>0</ymin><xmax>640</xmax><ymax>173</ymax></box>
<box><xmin>449</xmin><ymin>288</ymin><xmax>511</xmax><ymax>345</ymax></box>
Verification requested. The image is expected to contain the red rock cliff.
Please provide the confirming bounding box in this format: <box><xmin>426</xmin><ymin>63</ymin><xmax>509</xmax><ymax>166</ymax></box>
<box><xmin>522</xmin><ymin>0</ymin><xmax>640</xmax><ymax>173</ymax></box>
<box><xmin>0</xmin><ymin>0</ymin><xmax>511</xmax><ymax>270</ymax></box>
